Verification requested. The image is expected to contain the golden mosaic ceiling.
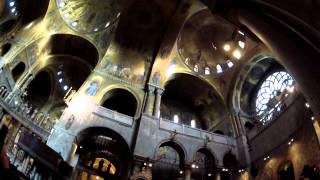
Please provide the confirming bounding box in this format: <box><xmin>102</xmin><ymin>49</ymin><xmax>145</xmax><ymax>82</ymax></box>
<box><xmin>177</xmin><ymin>10</ymin><xmax>249</xmax><ymax>76</ymax></box>
<box><xmin>56</xmin><ymin>0</ymin><xmax>124</xmax><ymax>33</ymax></box>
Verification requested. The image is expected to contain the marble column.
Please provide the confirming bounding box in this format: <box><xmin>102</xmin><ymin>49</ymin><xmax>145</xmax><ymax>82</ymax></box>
<box><xmin>143</xmin><ymin>85</ymin><xmax>155</xmax><ymax>115</ymax></box>
<box><xmin>67</xmin><ymin>143</ymin><xmax>78</xmax><ymax>165</ymax></box>
<box><xmin>153</xmin><ymin>88</ymin><xmax>164</xmax><ymax>118</ymax></box>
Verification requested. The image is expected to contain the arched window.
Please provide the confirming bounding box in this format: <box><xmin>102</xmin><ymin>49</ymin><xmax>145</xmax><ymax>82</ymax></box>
<box><xmin>255</xmin><ymin>71</ymin><xmax>294</xmax><ymax>121</ymax></box>
<box><xmin>102</xmin><ymin>89</ymin><xmax>137</xmax><ymax>117</ymax></box>
<box><xmin>12</xmin><ymin>61</ymin><xmax>26</xmax><ymax>82</ymax></box>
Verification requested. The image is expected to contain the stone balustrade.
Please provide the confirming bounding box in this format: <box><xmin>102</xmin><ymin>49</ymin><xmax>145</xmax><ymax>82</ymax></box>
<box><xmin>0</xmin><ymin>86</ymin><xmax>55</xmax><ymax>140</ymax></box>
<box><xmin>159</xmin><ymin>117</ymin><xmax>237</xmax><ymax>146</ymax></box>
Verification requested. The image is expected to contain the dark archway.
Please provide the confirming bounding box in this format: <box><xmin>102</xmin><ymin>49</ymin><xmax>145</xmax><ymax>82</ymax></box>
<box><xmin>161</xmin><ymin>73</ymin><xmax>231</xmax><ymax>135</ymax></box>
<box><xmin>278</xmin><ymin>161</ymin><xmax>295</xmax><ymax>180</ymax></box>
<box><xmin>192</xmin><ymin>148</ymin><xmax>216</xmax><ymax>180</ymax></box>
<box><xmin>102</xmin><ymin>89</ymin><xmax>137</xmax><ymax>117</ymax></box>
<box><xmin>0</xmin><ymin>43</ymin><xmax>11</xmax><ymax>56</ymax></box>
<box><xmin>12</xmin><ymin>61</ymin><xmax>26</xmax><ymax>82</ymax></box>
<box><xmin>152</xmin><ymin>141</ymin><xmax>185</xmax><ymax>180</ymax></box>
<box><xmin>75</xmin><ymin>127</ymin><xmax>131</xmax><ymax>180</ymax></box>
<box><xmin>22</xmin><ymin>34</ymin><xmax>99</xmax><ymax>120</ymax></box>
<box><xmin>25</xmin><ymin>70</ymin><xmax>52</xmax><ymax>109</ymax></box>
<box><xmin>0</xmin><ymin>19</ymin><xmax>17</xmax><ymax>36</ymax></box>
<box><xmin>222</xmin><ymin>152</ymin><xmax>238</xmax><ymax>180</ymax></box>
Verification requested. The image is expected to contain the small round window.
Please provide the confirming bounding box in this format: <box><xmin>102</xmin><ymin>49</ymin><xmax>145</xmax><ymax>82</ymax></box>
<box><xmin>255</xmin><ymin>71</ymin><xmax>294</xmax><ymax>120</ymax></box>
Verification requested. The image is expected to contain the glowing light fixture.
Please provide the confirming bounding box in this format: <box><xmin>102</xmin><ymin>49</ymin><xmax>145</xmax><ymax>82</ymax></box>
<box><xmin>179</xmin><ymin>171</ymin><xmax>183</xmax><ymax>174</ymax></box>
<box><xmin>59</xmin><ymin>78</ymin><xmax>63</xmax><ymax>83</ymax></box>
<box><xmin>63</xmin><ymin>85</ymin><xmax>68</xmax><ymax>91</ymax></box>
<box><xmin>227</xmin><ymin>60</ymin><xmax>234</xmax><ymax>68</ymax></box>
<box><xmin>305</xmin><ymin>103</ymin><xmax>310</xmax><ymax>108</ymax></box>
<box><xmin>223</xmin><ymin>44</ymin><xmax>231</xmax><ymax>52</ymax></box>
<box><xmin>71</xmin><ymin>21</ymin><xmax>78</xmax><ymax>27</ymax></box>
<box><xmin>205</xmin><ymin>67</ymin><xmax>210</xmax><ymax>75</ymax></box>
<box><xmin>11</xmin><ymin>7</ymin><xmax>16</xmax><ymax>13</ymax></box>
<box><xmin>94</xmin><ymin>28</ymin><xmax>99</xmax><ymax>32</ymax></box>
<box><xmin>59</xmin><ymin>2</ymin><xmax>66</xmax><ymax>8</ymax></box>
<box><xmin>185</xmin><ymin>57</ymin><xmax>189</xmax><ymax>65</ymax></box>
<box><xmin>105</xmin><ymin>22</ymin><xmax>110</xmax><ymax>28</ymax></box>
<box><xmin>194</xmin><ymin>64</ymin><xmax>199</xmax><ymax>72</ymax></box>
<box><xmin>9</xmin><ymin>2</ymin><xmax>15</xmax><ymax>7</ymax></box>
<box><xmin>117</xmin><ymin>12</ymin><xmax>121</xmax><ymax>18</ymax></box>
<box><xmin>173</xmin><ymin>115</ymin><xmax>179</xmax><ymax>123</ymax></box>
<box><xmin>216</xmin><ymin>64</ymin><xmax>223</xmax><ymax>74</ymax></box>
<box><xmin>238</xmin><ymin>30</ymin><xmax>245</xmax><ymax>36</ymax></box>
<box><xmin>191</xmin><ymin>120</ymin><xmax>196</xmax><ymax>128</ymax></box>
<box><xmin>311</xmin><ymin>116</ymin><xmax>315</xmax><ymax>121</ymax></box>
<box><xmin>63</xmin><ymin>13</ymin><xmax>70</xmax><ymax>18</ymax></box>
<box><xmin>238</xmin><ymin>41</ymin><xmax>245</xmax><ymax>48</ymax></box>
<box><xmin>233</xmin><ymin>50</ymin><xmax>242</xmax><ymax>59</ymax></box>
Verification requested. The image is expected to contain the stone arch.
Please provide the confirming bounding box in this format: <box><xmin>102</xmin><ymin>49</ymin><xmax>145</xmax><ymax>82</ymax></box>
<box><xmin>277</xmin><ymin>160</ymin><xmax>295</xmax><ymax>180</ymax></box>
<box><xmin>222</xmin><ymin>152</ymin><xmax>238</xmax><ymax>172</ymax></box>
<box><xmin>75</xmin><ymin>126</ymin><xmax>131</xmax><ymax>179</ymax></box>
<box><xmin>100</xmin><ymin>86</ymin><xmax>140</xmax><ymax>117</ymax></box>
<box><xmin>192</xmin><ymin>147</ymin><xmax>217</xmax><ymax>179</ymax></box>
<box><xmin>152</xmin><ymin>140</ymin><xmax>187</xmax><ymax>180</ymax></box>
<box><xmin>25</xmin><ymin>70</ymin><xmax>53</xmax><ymax>109</ymax></box>
<box><xmin>161</xmin><ymin>72</ymin><xmax>231</xmax><ymax>135</ymax></box>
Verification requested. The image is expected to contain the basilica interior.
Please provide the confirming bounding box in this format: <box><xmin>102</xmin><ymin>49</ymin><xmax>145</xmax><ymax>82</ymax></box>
<box><xmin>0</xmin><ymin>0</ymin><xmax>319</xmax><ymax>179</ymax></box>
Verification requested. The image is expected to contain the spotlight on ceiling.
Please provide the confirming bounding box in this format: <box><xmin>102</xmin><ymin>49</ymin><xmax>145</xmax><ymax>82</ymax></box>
<box><xmin>223</xmin><ymin>44</ymin><xmax>231</xmax><ymax>52</ymax></box>
<box><xmin>238</xmin><ymin>41</ymin><xmax>245</xmax><ymax>49</ymax></box>
<box><xmin>233</xmin><ymin>50</ymin><xmax>242</xmax><ymax>59</ymax></box>
<box><xmin>216</xmin><ymin>64</ymin><xmax>223</xmax><ymax>74</ymax></box>
<box><xmin>227</xmin><ymin>60</ymin><xmax>234</xmax><ymax>68</ymax></box>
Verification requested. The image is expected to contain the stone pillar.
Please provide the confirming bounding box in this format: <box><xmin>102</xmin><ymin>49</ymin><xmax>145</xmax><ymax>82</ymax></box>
<box><xmin>67</xmin><ymin>143</ymin><xmax>78</xmax><ymax>165</ymax></box>
<box><xmin>184</xmin><ymin>167</ymin><xmax>192</xmax><ymax>180</ymax></box>
<box><xmin>215</xmin><ymin>171</ymin><xmax>221</xmax><ymax>180</ymax></box>
<box><xmin>153</xmin><ymin>88</ymin><xmax>164</xmax><ymax>118</ymax></box>
<box><xmin>144</xmin><ymin>85</ymin><xmax>155</xmax><ymax>115</ymax></box>
<box><xmin>238</xmin><ymin>9</ymin><xmax>320</xmax><ymax>119</ymax></box>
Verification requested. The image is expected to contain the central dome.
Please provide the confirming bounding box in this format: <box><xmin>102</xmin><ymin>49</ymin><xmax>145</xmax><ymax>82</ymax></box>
<box><xmin>56</xmin><ymin>0</ymin><xmax>124</xmax><ymax>33</ymax></box>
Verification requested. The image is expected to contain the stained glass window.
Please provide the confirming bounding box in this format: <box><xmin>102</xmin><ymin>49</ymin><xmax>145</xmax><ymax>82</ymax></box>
<box><xmin>255</xmin><ymin>71</ymin><xmax>294</xmax><ymax>119</ymax></box>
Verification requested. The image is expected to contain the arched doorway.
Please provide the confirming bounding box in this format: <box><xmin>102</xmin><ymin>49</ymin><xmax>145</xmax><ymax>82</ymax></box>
<box><xmin>278</xmin><ymin>160</ymin><xmax>295</xmax><ymax>180</ymax></box>
<box><xmin>222</xmin><ymin>152</ymin><xmax>238</xmax><ymax>180</ymax></box>
<box><xmin>192</xmin><ymin>148</ymin><xmax>216</xmax><ymax>180</ymax></box>
<box><xmin>102</xmin><ymin>89</ymin><xmax>138</xmax><ymax>117</ymax></box>
<box><xmin>152</xmin><ymin>141</ymin><xmax>185</xmax><ymax>180</ymax></box>
<box><xmin>12</xmin><ymin>61</ymin><xmax>26</xmax><ymax>82</ymax></box>
<box><xmin>75</xmin><ymin>127</ymin><xmax>131</xmax><ymax>180</ymax></box>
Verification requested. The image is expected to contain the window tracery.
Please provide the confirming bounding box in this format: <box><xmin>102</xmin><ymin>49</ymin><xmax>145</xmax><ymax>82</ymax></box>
<box><xmin>255</xmin><ymin>71</ymin><xmax>294</xmax><ymax>122</ymax></box>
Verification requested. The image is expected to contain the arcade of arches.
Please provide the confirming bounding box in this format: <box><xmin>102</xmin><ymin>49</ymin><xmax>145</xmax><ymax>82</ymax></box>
<box><xmin>0</xmin><ymin>0</ymin><xmax>320</xmax><ymax>180</ymax></box>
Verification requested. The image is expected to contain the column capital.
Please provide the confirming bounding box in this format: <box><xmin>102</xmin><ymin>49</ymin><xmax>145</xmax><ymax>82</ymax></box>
<box><xmin>146</xmin><ymin>84</ymin><xmax>156</xmax><ymax>93</ymax></box>
<box><xmin>156</xmin><ymin>88</ymin><xmax>165</xmax><ymax>96</ymax></box>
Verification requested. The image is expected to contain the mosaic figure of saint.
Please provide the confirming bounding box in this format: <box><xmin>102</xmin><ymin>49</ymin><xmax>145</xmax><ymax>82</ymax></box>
<box><xmin>86</xmin><ymin>81</ymin><xmax>99</xmax><ymax>96</ymax></box>
<box><xmin>152</xmin><ymin>72</ymin><xmax>160</xmax><ymax>86</ymax></box>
